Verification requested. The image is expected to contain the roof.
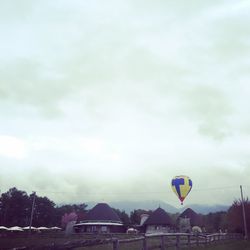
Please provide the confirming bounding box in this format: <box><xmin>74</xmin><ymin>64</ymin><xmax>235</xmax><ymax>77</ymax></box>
<box><xmin>81</xmin><ymin>203</ymin><xmax>122</xmax><ymax>224</ymax></box>
<box><xmin>143</xmin><ymin>207</ymin><xmax>172</xmax><ymax>226</ymax></box>
<box><xmin>179</xmin><ymin>208</ymin><xmax>201</xmax><ymax>226</ymax></box>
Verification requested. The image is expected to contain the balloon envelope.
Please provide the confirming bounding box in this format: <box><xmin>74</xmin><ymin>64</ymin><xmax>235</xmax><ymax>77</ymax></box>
<box><xmin>171</xmin><ymin>175</ymin><xmax>192</xmax><ymax>204</ymax></box>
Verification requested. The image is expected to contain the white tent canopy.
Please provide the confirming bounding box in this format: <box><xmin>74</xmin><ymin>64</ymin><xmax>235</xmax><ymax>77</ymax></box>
<box><xmin>22</xmin><ymin>226</ymin><xmax>37</xmax><ymax>230</ymax></box>
<box><xmin>50</xmin><ymin>226</ymin><xmax>62</xmax><ymax>230</ymax></box>
<box><xmin>8</xmin><ymin>226</ymin><xmax>23</xmax><ymax>231</ymax></box>
<box><xmin>37</xmin><ymin>226</ymin><xmax>49</xmax><ymax>230</ymax></box>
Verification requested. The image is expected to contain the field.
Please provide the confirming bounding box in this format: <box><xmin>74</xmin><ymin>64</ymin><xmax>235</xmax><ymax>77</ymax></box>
<box><xmin>192</xmin><ymin>240</ymin><xmax>250</xmax><ymax>250</ymax></box>
<box><xmin>0</xmin><ymin>232</ymin><xmax>249</xmax><ymax>250</ymax></box>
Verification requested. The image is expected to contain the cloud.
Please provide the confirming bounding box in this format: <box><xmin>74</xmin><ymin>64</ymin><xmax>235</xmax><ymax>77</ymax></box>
<box><xmin>0</xmin><ymin>0</ymin><xmax>250</xmax><ymax>206</ymax></box>
<box><xmin>0</xmin><ymin>135</ymin><xmax>28</xmax><ymax>159</ymax></box>
<box><xmin>181</xmin><ymin>85</ymin><xmax>232</xmax><ymax>139</ymax></box>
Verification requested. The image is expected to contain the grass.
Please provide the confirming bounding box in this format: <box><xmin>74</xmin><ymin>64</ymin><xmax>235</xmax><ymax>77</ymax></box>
<box><xmin>191</xmin><ymin>240</ymin><xmax>250</xmax><ymax>250</ymax></box>
<box><xmin>0</xmin><ymin>233</ymin><xmax>249</xmax><ymax>250</ymax></box>
<box><xmin>75</xmin><ymin>240</ymin><xmax>250</xmax><ymax>250</ymax></box>
<box><xmin>0</xmin><ymin>232</ymin><xmax>139</xmax><ymax>249</ymax></box>
<box><xmin>0</xmin><ymin>232</ymin><xmax>96</xmax><ymax>249</ymax></box>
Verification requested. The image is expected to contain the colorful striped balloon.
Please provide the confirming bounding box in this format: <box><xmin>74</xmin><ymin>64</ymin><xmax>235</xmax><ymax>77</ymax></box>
<box><xmin>171</xmin><ymin>175</ymin><xmax>192</xmax><ymax>205</ymax></box>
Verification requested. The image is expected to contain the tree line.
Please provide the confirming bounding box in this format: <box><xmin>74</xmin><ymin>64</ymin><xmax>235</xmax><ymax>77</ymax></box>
<box><xmin>0</xmin><ymin>187</ymin><xmax>87</xmax><ymax>228</ymax></box>
<box><xmin>0</xmin><ymin>187</ymin><xmax>249</xmax><ymax>233</ymax></box>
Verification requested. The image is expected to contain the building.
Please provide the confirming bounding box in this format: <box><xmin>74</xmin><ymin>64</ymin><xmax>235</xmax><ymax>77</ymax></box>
<box><xmin>74</xmin><ymin>203</ymin><xmax>125</xmax><ymax>233</ymax></box>
<box><xmin>177</xmin><ymin>208</ymin><xmax>202</xmax><ymax>232</ymax></box>
<box><xmin>141</xmin><ymin>207</ymin><xmax>173</xmax><ymax>234</ymax></box>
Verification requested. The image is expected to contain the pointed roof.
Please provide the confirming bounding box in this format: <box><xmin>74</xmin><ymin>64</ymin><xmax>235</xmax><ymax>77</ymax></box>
<box><xmin>179</xmin><ymin>208</ymin><xmax>201</xmax><ymax>226</ymax></box>
<box><xmin>144</xmin><ymin>207</ymin><xmax>172</xmax><ymax>226</ymax></box>
<box><xmin>83</xmin><ymin>203</ymin><xmax>122</xmax><ymax>223</ymax></box>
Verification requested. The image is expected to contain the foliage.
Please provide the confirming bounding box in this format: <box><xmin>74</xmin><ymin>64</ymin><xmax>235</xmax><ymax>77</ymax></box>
<box><xmin>61</xmin><ymin>212</ymin><xmax>78</xmax><ymax>229</ymax></box>
<box><xmin>1</xmin><ymin>186</ymin><xmax>249</xmax><ymax>235</ymax></box>
<box><xmin>112</xmin><ymin>208</ymin><xmax>130</xmax><ymax>226</ymax></box>
<box><xmin>227</xmin><ymin>198</ymin><xmax>250</xmax><ymax>234</ymax></box>
<box><xmin>32</xmin><ymin>195</ymin><xmax>56</xmax><ymax>227</ymax></box>
<box><xmin>202</xmin><ymin>211</ymin><xmax>228</xmax><ymax>233</ymax></box>
<box><xmin>55</xmin><ymin>203</ymin><xmax>88</xmax><ymax>227</ymax></box>
<box><xmin>130</xmin><ymin>209</ymin><xmax>152</xmax><ymax>225</ymax></box>
<box><xmin>0</xmin><ymin>187</ymin><xmax>30</xmax><ymax>226</ymax></box>
<box><xmin>0</xmin><ymin>187</ymin><xmax>87</xmax><ymax>227</ymax></box>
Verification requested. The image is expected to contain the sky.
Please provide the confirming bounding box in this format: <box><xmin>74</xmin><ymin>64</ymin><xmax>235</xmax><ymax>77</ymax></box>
<box><xmin>0</xmin><ymin>0</ymin><xmax>250</xmax><ymax>208</ymax></box>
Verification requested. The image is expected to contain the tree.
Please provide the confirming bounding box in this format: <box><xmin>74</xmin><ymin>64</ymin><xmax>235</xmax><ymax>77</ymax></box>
<box><xmin>202</xmin><ymin>212</ymin><xmax>228</xmax><ymax>232</ymax></box>
<box><xmin>228</xmin><ymin>198</ymin><xmax>250</xmax><ymax>233</ymax></box>
<box><xmin>113</xmin><ymin>208</ymin><xmax>130</xmax><ymax>226</ymax></box>
<box><xmin>0</xmin><ymin>187</ymin><xmax>30</xmax><ymax>226</ymax></box>
<box><xmin>55</xmin><ymin>203</ymin><xmax>88</xmax><ymax>228</ymax></box>
<box><xmin>61</xmin><ymin>212</ymin><xmax>78</xmax><ymax>229</ymax></box>
<box><xmin>31</xmin><ymin>195</ymin><xmax>56</xmax><ymax>227</ymax></box>
<box><xmin>0</xmin><ymin>187</ymin><xmax>88</xmax><ymax>227</ymax></box>
<box><xmin>130</xmin><ymin>209</ymin><xmax>152</xmax><ymax>225</ymax></box>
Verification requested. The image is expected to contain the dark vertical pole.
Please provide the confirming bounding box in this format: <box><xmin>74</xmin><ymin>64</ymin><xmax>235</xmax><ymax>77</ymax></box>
<box><xmin>161</xmin><ymin>235</ymin><xmax>165</xmax><ymax>250</ymax></box>
<box><xmin>113</xmin><ymin>239</ymin><xmax>119</xmax><ymax>250</ymax></box>
<box><xmin>240</xmin><ymin>185</ymin><xmax>248</xmax><ymax>240</ymax></box>
<box><xmin>176</xmin><ymin>235</ymin><xmax>180</xmax><ymax>249</ymax></box>
<box><xmin>29</xmin><ymin>191</ymin><xmax>36</xmax><ymax>234</ymax></box>
<box><xmin>187</xmin><ymin>234</ymin><xmax>190</xmax><ymax>247</ymax></box>
<box><xmin>205</xmin><ymin>235</ymin><xmax>208</xmax><ymax>246</ymax></box>
<box><xmin>196</xmin><ymin>234</ymin><xmax>199</xmax><ymax>246</ymax></box>
<box><xmin>143</xmin><ymin>237</ymin><xmax>147</xmax><ymax>250</ymax></box>
<box><xmin>208</xmin><ymin>235</ymin><xmax>212</xmax><ymax>245</ymax></box>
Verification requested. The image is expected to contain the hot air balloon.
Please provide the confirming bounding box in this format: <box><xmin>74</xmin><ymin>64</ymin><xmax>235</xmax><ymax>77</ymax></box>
<box><xmin>171</xmin><ymin>175</ymin><xmax>192</xmax><ymax>205</ymax></box>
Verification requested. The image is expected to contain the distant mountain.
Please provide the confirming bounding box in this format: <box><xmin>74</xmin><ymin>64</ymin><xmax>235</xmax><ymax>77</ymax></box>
<box><xmin>86</xmin><ymin>201</ymin><xmax>229</xmax><ymax>214</ymax></box>
<box><xmin>86</xmin><ymin>200</ymin><xmax>178</xmax><ymax>214</ymax></box>
<box><xmin>182</xmin><ymin>204</ymin><xmax>229</xmax><ymax>214</ymax></box>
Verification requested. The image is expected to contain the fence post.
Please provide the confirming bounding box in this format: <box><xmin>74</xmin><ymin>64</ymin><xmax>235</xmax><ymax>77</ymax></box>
<box><xmin>113</xmin><ymin>239</ymin><xmax>119</xmax><ymax>250</ymax></box>
<box><xmin>142</xmin><ymin>236</ymin><xmax>147</xmax><ymax>250</ymax></box>
<box><xmin>196</xmin><ymin>234</ymin><xmax>199</xmax><ymax>247</ymax></box>
<box><xmin>161</xmin><ymin>235</ymin><xmax>165</xmax><ymax>250</ymax></box>
<box><xmin>176</xmin><ymin>235</ymin><xmax>180</xmax><ymax>249</ymax></box>
<box><xmin>187</xmin><ymin>234</ymin><xmax>190</xmax><ymax>247</ymax></box>
<box><xmin>205</xmin><ymin>235</ymin><xmax>208</xmax><ymax>246</ymax></box>
<box><xmin>208</xmin><ymin>235</ymin><xmax>211</xmax><ymax>245</ymax></box>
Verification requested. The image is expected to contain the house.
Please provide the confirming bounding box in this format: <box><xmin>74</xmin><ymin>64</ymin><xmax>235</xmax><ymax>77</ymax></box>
<box><xmin>74</xmin><ymin>203</ymin><xmax>125</xmax><ymax>233</ymax></box>
<box><xmin>177</xmin><ymin>208</ymin><xmax>202</xmax><ymax>232</ymax></box>
<box><xmin>141</xmin><ymin>207</ymin><xmax>173</xmax><ymax>234</ymax></box>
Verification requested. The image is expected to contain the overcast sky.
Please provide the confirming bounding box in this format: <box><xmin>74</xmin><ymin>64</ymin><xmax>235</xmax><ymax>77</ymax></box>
<box><xmin>0</xmin><ymin>0</ymin><xmax>250</xmax><ymax>208</ymax></box>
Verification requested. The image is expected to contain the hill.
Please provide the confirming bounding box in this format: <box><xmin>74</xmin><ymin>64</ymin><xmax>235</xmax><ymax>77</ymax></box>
<box><xmin>86</xmin><ymin>201</ymin><xmax>229</xmax><ymax>214</ymax></box>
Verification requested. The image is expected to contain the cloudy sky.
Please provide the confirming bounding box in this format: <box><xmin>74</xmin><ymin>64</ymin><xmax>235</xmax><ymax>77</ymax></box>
<box><xmin>0</xmin><ymin>0</ymin><xmax>250</xmax><ymax>208</ymax></box>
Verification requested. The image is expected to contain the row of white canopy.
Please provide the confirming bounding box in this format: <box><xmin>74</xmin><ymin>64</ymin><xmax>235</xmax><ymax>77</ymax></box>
<box><xmin>0</xmin><ymin>226</ymin><xmax>61</xmax><ymax>231</ymax></box>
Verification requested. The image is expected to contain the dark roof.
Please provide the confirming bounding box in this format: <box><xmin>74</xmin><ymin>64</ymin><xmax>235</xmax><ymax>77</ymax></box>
<box><xmin>144</xmin><ymin>207</ymin><xmax>172</xmax><ymax>226</ymax></box>
<box><xmin>179</xmin><ymin>208</ymin><xmax>201</xmax><ymax>226</ymax></box>
<box><xmin>82</xmin><ymin>203</ymin><xmax>122</xmax><ymax>223</ymax></box>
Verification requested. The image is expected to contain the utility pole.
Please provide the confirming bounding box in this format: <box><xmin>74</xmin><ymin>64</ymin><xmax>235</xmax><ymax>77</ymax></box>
<box><xmin>240</xmin><ymin>185</ymin><xmax>248</xmax><ymax>240</ymax></box>
<box><xmin>29</xmin><ymin>191</ymin><xmax>36</xmax><ymax>234</ymax></box>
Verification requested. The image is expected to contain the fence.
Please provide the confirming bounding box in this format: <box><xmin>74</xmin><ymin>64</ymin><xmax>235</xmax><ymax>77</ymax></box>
<box><xmin>4</xmin><ymin>232</ymin><xmax>243</xmax><ymax>250</ymax></box>
<box><xmin>112</xmin><ymin>233</ymin><xmax>243</xmax><ymax>250</ymax></box>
